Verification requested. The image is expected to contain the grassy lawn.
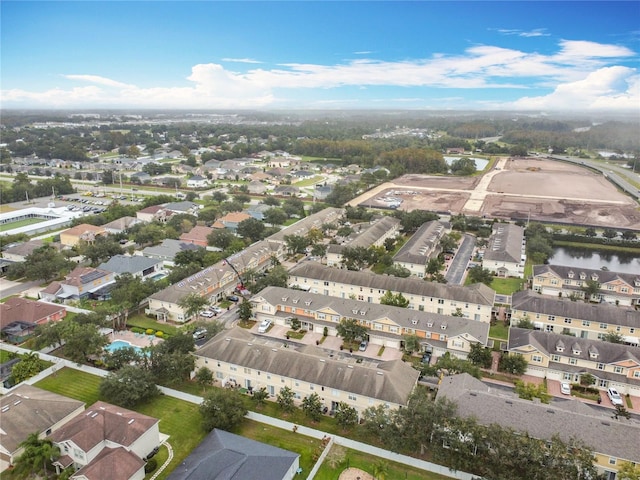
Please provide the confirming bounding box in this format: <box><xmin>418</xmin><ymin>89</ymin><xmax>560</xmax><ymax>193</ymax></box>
<box><xmin>489</xmin><ymin>322</ymin><xmax>509</xmax><ymax>340</ymax></box>
<box><xmin>0</xmin><ymin>204</ymin><xmax>16</xmax><ymax>213</ymax></box>
<box><xmin>0</xmin><ymin>217</ymin><xmax>46</xmax><ymax>232</ymax></box>
<box><xmin>293</xmin><ymin>176</ymin><xmax>324</xmax><ymax>187</ymax></box>
<box><xmin>34</xmin><ymin>368</ymin><xmax>323</xmax><ymax>479</ymax></box>
<box><xmin>1</xmin><ymin>348</ymin><xmax>16</xmax><ymax>363</ymax></box>
<box><xmin>126</xmin><ymin>314</ymin><xmax>182</xmax><ymax>336</ymax></box>
<box><xmin>490</xmin><ymin>277</ymin><xmax>525</xmax><ymax>295</ymax></box>
<box><xmin>314</xmin><ymin>446</ymin><xmax>454</xmax><ymax>480</ymax></box>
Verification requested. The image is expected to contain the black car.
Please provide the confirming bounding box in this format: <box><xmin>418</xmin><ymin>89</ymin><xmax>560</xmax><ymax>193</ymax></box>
<box><xmin>226</xmin><ymin>295</ymin><xmax>240</xmax><ymax>302</ymax></box>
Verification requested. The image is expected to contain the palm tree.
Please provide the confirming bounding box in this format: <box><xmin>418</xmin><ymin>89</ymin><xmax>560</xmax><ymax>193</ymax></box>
<box><xmin>14</xmin><ymin>432</ymin><xmax>60</xmax><ymax>478</ymax></box>
<box><xmin>372</xmin><ymin>459</ymin><xmax>389</xmax><ymax>480</ymax></box>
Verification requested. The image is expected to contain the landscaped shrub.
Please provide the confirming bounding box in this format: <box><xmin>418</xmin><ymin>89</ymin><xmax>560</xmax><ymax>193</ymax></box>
<box><xmin>144</xmin><ymin>458</ymin><xmax>157</xmax><ymax>473</ymax></box>
<box><xmin>146</xmin><ymin>328</ymin><xmax>155</xmax><ymax>335</ymax></box>
<box><xmin>131</xmin><ymin>327</ymin><xmax>144</xmax><ymax>334</ymax></box>
<box><xmin>155</xmin><ymin>331</ymin><xmax>164</xmax><ymax>337</ymax></box>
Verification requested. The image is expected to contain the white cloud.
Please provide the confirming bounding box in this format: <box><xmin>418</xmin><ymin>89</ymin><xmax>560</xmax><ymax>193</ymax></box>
<box><xmin>221</xmin><ymin>58</ymin><xmax>262</xmax><ymax>64</ymax></box>
<box><xmin>2</xmin><ymin>39</ymin><xmax>638</xmax><ymax>111</ymax></box>
<box><xmin>496</xmin><ymin>28</ymin><xmax>549</xmax><ymax>37</ymax></box>
<box><xmin>63</xmin><ymin>74</ymin><xmax>134</xmax><ymax>88</ymax></box>
<box><xmin>507</xmin><ymin>66</ymin><xmax>640</xmax><ymax>111</ymax></box>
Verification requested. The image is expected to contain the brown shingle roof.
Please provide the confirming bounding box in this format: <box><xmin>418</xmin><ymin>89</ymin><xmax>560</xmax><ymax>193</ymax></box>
<box><xmin>70</xmin><ymin>447</ymin><xmax>144</xmax><ymax>480</ymax></box>
<box><xmin>0</xmin><ymin>297</ymin><xmax>65</xmax><ymax>328</ymax></box>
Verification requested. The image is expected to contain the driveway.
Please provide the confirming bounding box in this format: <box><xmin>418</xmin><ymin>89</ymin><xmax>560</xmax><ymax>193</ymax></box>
<box><xmin>445</xmin><ymin>234</ymin><xmax>476</xmax><ymax>285</ymax></box>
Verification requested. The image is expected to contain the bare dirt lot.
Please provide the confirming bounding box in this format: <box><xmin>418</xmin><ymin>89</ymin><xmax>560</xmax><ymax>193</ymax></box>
<box><xmin>351</xmin><ymin>158</ymin><xmax>640</xmax><ymax>229</ymax></box>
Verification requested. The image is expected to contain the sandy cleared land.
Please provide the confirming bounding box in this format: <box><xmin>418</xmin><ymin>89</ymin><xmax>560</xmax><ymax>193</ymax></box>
<box><xmin>351</xmin><ymin>157</ymin><xmax>640</xmax><ymax>229</ymax></box>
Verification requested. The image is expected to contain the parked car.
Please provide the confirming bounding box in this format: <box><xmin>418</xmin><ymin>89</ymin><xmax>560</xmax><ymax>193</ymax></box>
<box><xmin>193</xmin><ymin>329</ymin><xmax>207</xmax><ymax>340</ymax></box>
<box><xmin>200</xmin><ymin>310</ymin><xmax>215</xmax><ymax>318</ymax></box>
<box><xmin>226</xmin><ymin>295</ymin><xmax>240</xmax><ymax>302</ymax></box>
<box><xmin>258</xmin><ymin>319</ymin><xmax>272</xmax><ymax>333</ymax></box>
<box><xmin>607</xmin><ymin>387</ymin><xmax>624</xmax><ymax>406</ymax></box>
<box><xmin>560</xmin><ymin>382</ymin><xmax>571</xmax><ymax>395</ymax></box>
<box><xmin>210</xmin><ymin>306</ymin><xmax>223</xmax><ymax>314</ymax></box>
<box><xmin>359</xmin><ymin>340</ymin><xmax>368</xmax><ymax>351</ymax></box>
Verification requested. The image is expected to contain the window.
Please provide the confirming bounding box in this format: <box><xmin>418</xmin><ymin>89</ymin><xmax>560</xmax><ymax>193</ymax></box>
<box><xmin>348</xmin><ymin>394</ymin><xmax>357</xmax><ymax>401</ymax></box>
<box><xmin>564</xmin><ymin>318</ymin><xmax>572</xmax><ymax>324</ymax></box>
<box><xmin>597</xmin><ymin>363</ymin><xmax>605</xmax><ymax>370</ymax></box>
<box><xmin>633</xmin><ymin>371</ymin><xmax>640</xmax><ymax>378</ymax></box>
<box><xmin>230</xmin><ymin>366</ymin><xmax>237</xmax><ymax>372</ymax></box>
<box><xmin>389</xmin><ymin>326</ymin><xmax>398</xmax><ymax>333</ymax></box>
<box><xmin>552</xmin><ymin>355</ymin><xmax>560</xmax><ymax>362</ymax></box>
<box><xmin>545</xmin><ymin>325</ymin><xmax>554</xmax><ymax>332</ymax></box>
<box><xmin>609</xmin><ymin>458</ymin><xmax>617</xmax><ymax>466</ymax></box>
<box><xmin>244</xmin><ymin>368</ymin><xmax>251</xmax><ymax>374</ymax></box>
<box><xmin>600</xmin><ymin>323</ymin><xmax>608</xmax><ymax>329</ymax></box>
<box><xmin>532</xmin><ymin>355</ymin><xmax>542</xmax><ymax>363</ymax></box>
<box><xmin>216</xmin><ymin>372</ymin><xmax>224</xmax><ymax>379</ymax></box>
<box><xmin>621</xmin><ymin>287</ymin><xmax>628</xmax><ymax>293</ymax></box>
<box><xmin>548</xmin><ymin>315</ymin><xmax>555</xmax><ymax>322</ymax></box>
<box><xmin>582</xmin><ymin>321</ymin><xmax>590</xmax><ymax>327</ymax></box>
<box><xmin>332</xmin><ymin>389</ymin><xmax>339</xmax><ymax>396</ymax></box>
<box><xmin>438</xmin><ymin>299</ymin><xmax>444</xmax><ymax>305</ymax></box>
<box><xmin>614</xmin><ymin>366</ymin><xmax>623</xmax><ymax>374</ymax></box>
<box><xmin>569</xmin><ymin>358</ymin><xmax>577</xmax><ymax>365</ymax></box>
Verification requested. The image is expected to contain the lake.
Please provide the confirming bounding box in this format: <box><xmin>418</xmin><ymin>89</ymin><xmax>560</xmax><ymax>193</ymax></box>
<box><xmin>443</xmin><ymin>156</ymin><xmax>489</xmax><ymax>171</ymax></box>
<box><xmin>549</xmin><ymin>246</ymin><xmax>640</xmax><ymax>275</ymax></box>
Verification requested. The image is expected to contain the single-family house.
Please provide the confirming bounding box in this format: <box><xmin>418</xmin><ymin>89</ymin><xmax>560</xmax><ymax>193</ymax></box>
<box><xmin>313</xmin><ymin>184</ymin><xmax>333</xmax><ymax>200</ymax></box>
<box><xmin>481</xmin><ymin>223</ymin><xmax>526</xmax><ymax>278</ymax></box>
<box><xmin>164</xmin><ymin>201</ymin><xmax>200</xmax><ymax>216</ymax></box>
<box><xmin>98</xmin><ymin>255</ymin><xmax>162</xmax><ymax>280</ymax></box>
<box><xmin>0</xmin><ymin>385</ymin><xmax>84</xmax><ymax>472</ymax></box>
<box><xmin>166</xmin><ymin>429</ymin><xmax>299</xmax><ymax>480</ymax></box>
<box><xmin>1</xmin><ymin>239</ymin><xmax>46</xmax><ymax>262</ymax></box>
<box><xmin>0</xmin><ymin>297</ymin><xmax>67</xmax><ymax>343</ymax></box>
<box><xmin>273</xmin><ymin>186</ymin><xmax>299</xmax><ymax>197</ymax></box>
<box><xmin>51</xmin><ymin>401</ymin><xmax>160</xmax><ymax>480</ymax></box>
<box><xmin>136</xmin><ymin>205</ymin><xmax>174</xmax><ymax>223</ymax></box>
<box><xmin>102</xmin><ymin>216</ymin><xmax>141</xmax><ymax>235</ymax></box>
<box><xmin>179</xmin><ymin>225</ymin><xmax>214</xmax><ymax>248</ymax></box>
<box><xmin>212</xmin><ymin>212</ymin><xmax>251</xmax><ymax>232</ymax></box>
<box><xmin>532</xmin><ymin>264</ymin><xmax>640</xmax><ymax>306</ymax></box>
<box><xmin>129</xmin><ymin>172</ymin><xmax>151</xmax><ymax>184</ymax></box>
<box><xmin>140</xmin><ymin>239</ymin><xmax>202</xmax><ymax>267</ymax></box>
<box><xmin>187</xmin><ymin>175</ymin><xmax>208</xmax><ymax>188</ymax></box>
<box><xmin>247</xmin><ymin>180</ymin><xmax>268</xmax><ymax>195</ymax></box>
<box><xmin>245</xmin><ymin>204</ymin><xmax>273</xmax><ymax>222</ymax></box>
<box><xmin>39</xmin><ymin>267</ymin><xmax>115</xmax><ymax>303</ymax></box>
<box><xmin>60</xmin><ymin>224</ymin><xmax>107</xmax><ymax>247</ymax></box>
<box><xmin>392</xmin><ymin>221</ymin><xmax>451</xmax><ymax>277</ymax></box>
<box><xmin>194</xmin><ymin>327</ymin><xmax>420</xmax><ymax>416</ymax></box>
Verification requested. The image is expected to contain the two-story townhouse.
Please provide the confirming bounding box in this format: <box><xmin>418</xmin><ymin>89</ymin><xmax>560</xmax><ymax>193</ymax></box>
<box><xmin>510</xmin><ymin>290</ymin><xmax>640</xmax><ymax>345</ymax></box>
<box><xmin>194</xmin><ymin>327</ymin><xmax>420</xmax><ymax>416</ymax></box>
<box><xmin>508</xmin><ymin>327</ymin><xmax>640</xmax><ymax>396</ymax></box>
<box><xmin>326</xmin><ymin>216</ymin><xmax>401</xmax><ymax>267</ymax></box>
<box><xmin>267</xmin><ymin>208</ymin><xmax>344</xmax><ymax>244</ymax></box>
<box><xmin>50</xmin><ymin>401</ymin><xmax>160</xmax><ymax>480</ymax></box>
<box><xmin>252</xmin><ymin>286</ymin><xmax>489</xmax><ymax>359</ymax></box>
<box><xmin>532</xmin><ymin>264</ymin><xmax>640</xmax><ymax>306</ymax></box>
<box><xmin>392</xmin><ymin>221</ymin><xmax>451</xmax><ymax>277</ymax></box>
<box><xmin>288</xmin><ymin>262</ymin><xmax>495</xmax><ymax>322</ymax></box>
<box><xmin>146</xmin><ymin>240</ymin><xmax>284</xmax><ymax>322</ymax></box>
<box><xmin>481</xmin><ymin>223</ymin><xmax>526</xmax><ymax>278</ymax></box>
<box><xmin>438</xmin><ymin>373</ymin><xmax>640</xmax><ymax>480</ymax></box>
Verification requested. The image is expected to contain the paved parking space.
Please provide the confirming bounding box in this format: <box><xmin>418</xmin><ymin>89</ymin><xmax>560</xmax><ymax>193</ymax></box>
<box><xmin>251</xmin><ymin>323</ymin><xmax>403</xmax><ymax>361</ymax></box>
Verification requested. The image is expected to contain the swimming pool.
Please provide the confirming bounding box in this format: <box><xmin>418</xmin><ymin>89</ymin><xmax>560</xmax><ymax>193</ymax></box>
<box><xmin>104</xmin><ymin>340</ymin><xmax>144</xmax><ymax>354</ymax></box>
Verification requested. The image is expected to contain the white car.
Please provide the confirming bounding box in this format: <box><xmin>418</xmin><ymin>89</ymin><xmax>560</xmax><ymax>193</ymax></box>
<box><xmin>607</xmin><ymin>387</ymin><xmax>624</xmax><ymax>406</ymax></box>
<box><xmin>560</xmin><ymin>383</ymin><xmax>571</xmax><ymax>395</ymax></box>
<box><xmin>210</xmin><ymin>306</ymin><xmax>223</xmax><ymax>314</ymax></box>
<box><xmin>257</xmin><ymin>319</ymin><xmax>272</xmax><ymax>333</ymax></box>
<box><xmin>200</xmin><ymin>310</ymin><xmax>215</xmax><ymax>318</ymax></box>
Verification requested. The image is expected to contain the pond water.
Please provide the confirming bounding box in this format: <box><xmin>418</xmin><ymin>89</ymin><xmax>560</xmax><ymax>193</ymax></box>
<box><xmin>443</xmin><ymin>156</ymin><xmax>489</xmax><ymax>171</ymax></box>
<box><xmin>549</xmin><ymin>247</ymin><xmax>640</xmax><ymax>275</ymax></box>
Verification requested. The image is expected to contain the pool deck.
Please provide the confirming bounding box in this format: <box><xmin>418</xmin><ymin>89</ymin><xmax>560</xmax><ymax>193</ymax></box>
<box><xmin>110</xmin><ymin>329</ymin><xmax>164</xmax><ymax>348</ymax></box>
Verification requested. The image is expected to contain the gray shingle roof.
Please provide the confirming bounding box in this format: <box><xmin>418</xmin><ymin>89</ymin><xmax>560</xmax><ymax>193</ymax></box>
<box><xmin>254</xmin><ymin>286</ymin><xmax>489</xmax><ymax>345</ymax></box>
<box><xmin>142</xmin><ymin>239</ymin><xmax>201</xmax><ymax>260</ymax></box>
<box><xmin>509</xmin><ymin>327</ymin><xmax>640</xmax><ymax>369</ymax></box>
<box><xmin>511</xmin><ymin>290</ymin><xmax>640</xmax><ymax>327</ymax></box>
<box><xmin>533</xmin><ymin>264</ymin><xmax>640</xmax><ymax>288</ymax></box>
<box><xmin>483</xmin><ymin>223</ymin><xmax>524</xmax><ymax>263</ymax></box>
<box><xmin>393</xmin><ymin>220</ymin><xmax>450</xmax><ymax>264</ymax></box>
<box><xmin>267</xmin><ymin>208</ymin><xmax>343</xmax><ymax>243</ymax></box>
<box><xmin>166</xmin><ymin>429</ymin><xmax>298</xmax><ymax>480</ymax></box>
<box><xmin>196</xmin><ymin>327</ymin><xmax>419</xmax><ymax>406</ymax></box>
<box><xmin>98</xmin><ymin>254</ymin><xmax>161</xmax><ymax>275</ymax></box>
<box><xmin>328</xmin><ymin>216</ymin><xmax>400</xmax><ymax>256</ymax></box>
<box><xmin>288</xmin><ymin>262</ymin><xmax>495</xmax><ymax>306</ymax></box>
<box><xmin>437</xmin><ymin>373</ymin><xmax>640</xmax><ymax>462</ymax></box>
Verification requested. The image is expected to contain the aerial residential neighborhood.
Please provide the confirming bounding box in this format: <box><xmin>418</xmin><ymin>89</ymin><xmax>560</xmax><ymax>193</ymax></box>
<box><xmin>2</xmin><ymin>0</ymin><xmax>640</xmax><ymax>470</ymax></box>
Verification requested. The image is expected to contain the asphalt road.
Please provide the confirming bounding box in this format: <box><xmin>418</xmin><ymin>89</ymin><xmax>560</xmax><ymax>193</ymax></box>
<box><xmin>445</xmin><ymin>234</ymin><xmax>476</xmax><ymax>285</ymax></box>
<box><xmin>0</xmin><ymin>278</ymin><xmax>43</xmax><ymax>298</ymax></box>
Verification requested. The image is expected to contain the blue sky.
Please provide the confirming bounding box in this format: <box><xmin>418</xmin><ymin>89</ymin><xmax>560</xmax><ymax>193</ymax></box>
<box><xmin>1</xmin><ymin>1</ymin><xmax>639</xmax><ymax>112</ymax></box>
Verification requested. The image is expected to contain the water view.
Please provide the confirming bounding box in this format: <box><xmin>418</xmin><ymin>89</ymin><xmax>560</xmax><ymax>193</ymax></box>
<box><xmin>443</xmin><ymin>156</ymin><xmax>489</xmax><ymax>171</ymax></box>
<box><xmin>549</xmin><ymin>246</ymin><xmax>640</xmax><ymax>275</ymax></box>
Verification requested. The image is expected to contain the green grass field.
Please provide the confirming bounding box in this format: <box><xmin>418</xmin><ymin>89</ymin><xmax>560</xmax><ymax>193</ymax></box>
<box><xmin>0</xmin><ymin>217</ymin><xmax>47</xmax><ymax>232</ymax></box>
<box><xmin>489</xmin><ymin>322</ymin><xmax>510</xmax><ymax>341</ymax></box>
<box><xmin>490</xmin><ymin>277</ymin><xmax>525</xmax><ymax>295</ymax></box>
<box><xmin>293</xmin><ymin>176</ymin><xmax>324</xmax><ymax>187</ymax></box>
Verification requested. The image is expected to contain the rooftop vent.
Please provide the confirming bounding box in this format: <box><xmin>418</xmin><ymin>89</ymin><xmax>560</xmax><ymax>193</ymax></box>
<box><xmin>128</xmin><ymin>419</ymin><xmax>135</xmax><ymax>425</ymax></box>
